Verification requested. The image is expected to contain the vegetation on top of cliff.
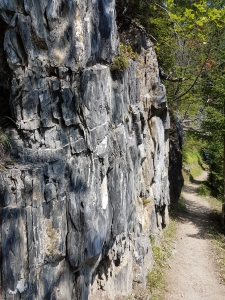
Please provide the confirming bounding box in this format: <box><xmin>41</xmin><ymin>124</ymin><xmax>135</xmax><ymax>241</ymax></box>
<box><xmin>116</xmin><ymin>0</ymin><xmax>225</xmax><ymax>100</ymax></box>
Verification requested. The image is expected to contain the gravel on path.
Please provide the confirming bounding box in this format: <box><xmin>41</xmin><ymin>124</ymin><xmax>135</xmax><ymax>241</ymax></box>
<box><xmin>165</xmin><ymin>171</ymin><xmax>225</xmax><ymax>300</ymax></box>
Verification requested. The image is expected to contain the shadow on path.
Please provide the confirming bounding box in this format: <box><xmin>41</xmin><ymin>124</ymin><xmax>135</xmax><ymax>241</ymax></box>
<box><xmin>165</xmin><ymin>171</ymin><xmax>225</xmax><ymax>300</ymax></box>
<box><xmin>190</xmin><ymin>178</ymin><xmax>206</xmax><ymax>185</ymax></box>
<box><xmin>177</xmin><ymin>176</ymin><xmax>220</xmax><ymax>240</ymax></box>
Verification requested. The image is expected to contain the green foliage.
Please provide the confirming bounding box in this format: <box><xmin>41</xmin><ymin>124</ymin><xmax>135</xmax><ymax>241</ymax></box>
<box><xmin>120</xmin><ymin>43</ymin><xmax>138</xmax><ymax>60</ymax></box>
<box><xmin>183</xmin><ymin>134</ymin><xmax>205</xmax><ymax>178</ymax></box>
<box><xmin>167</xmin><ymin>0</ymin><xmax>225</xmax><ymax>36</ymax></box>
<box><xmin>183</xmin><ymin>150</ymin><xmax>203</xmax><ymax>178</ymax></box>
<box><xmin>148</xmin><ymin>245</ymin><xmax>165</xmax><ymax>289</ymax></box>
<box><xmin>110</xmin><ymin>43</ymin><xmax>138</xmax><ymax>71</ymax></box>
<box><xmin>116</xmin><ymin>0</ymin><xmax>225</xmax><ymax>100</ymax></box>
<box><xmin>147</xmin><ymin>243</ymin><xmax>167</xmax><ymax>299</ymax></box>
<box><xmin>203</xmin><ymin>136</ymin><xmax>224</xmax><ymax>199</ymax></box>
<box><xmin>200</xmin><ymin>33</ymin><xmax>225</xmax><ymax>199</ymax></box>
<box><xmin>110</xmin><ymin>55</ymin><xmax>128</xmax><ymax>71</ymax></box>
<box><xmin>148</xmin><ymin>218</ymin><xmax>177</xmax><ymax>299</ymax></box>
<box><xmin>197</xmin><ymin>183</ymin><xmax>211</xmax><ymax>197</ymax></box>
<box><xmin>0</xmin><ymin>129</ymin><xmax>10</xmax><ymax>149</ymax></box>
<box><xmin>142</xmin><ymin>197</ymin><xmax>151</xmax><ymax>206</ymax></box>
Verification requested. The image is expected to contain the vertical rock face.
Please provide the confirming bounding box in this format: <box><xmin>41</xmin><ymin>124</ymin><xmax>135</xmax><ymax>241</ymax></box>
<box><xmin>0</xmin><ymin>1</ymin><xmax>170</xmax><ymax>299</ymax></box>
<box><xmin>169</xmin><ymin>116</ymin><xmax>184</xmax><ymax>203</ymax></box>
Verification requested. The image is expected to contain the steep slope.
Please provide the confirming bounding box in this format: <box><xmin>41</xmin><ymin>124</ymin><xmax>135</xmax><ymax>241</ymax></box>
<box><xmin>0</xmin><ymin>1</ymin><xmax>170</xmax><ymax>299</ymax></box>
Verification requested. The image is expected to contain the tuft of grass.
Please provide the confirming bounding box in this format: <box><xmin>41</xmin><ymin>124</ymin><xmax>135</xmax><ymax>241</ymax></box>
<box><xmin>110</xmin><ymin>43</ymin><xmax>138</xmax><ymax>72</ymax></box>
<box><xmin>148</xmin><ymin>219</ymin><xmax>177</xmax><ymax>299</ymax></box>
<box><xmin>197</xmin><ymin>182</ymin><xmax>211</xmax><ymax>197</ymax></box>
<box><xmin>142</xmin><ymin>197</ymin><xmax>151</xmax><ymax>206</ymax></box>
<box><xmin>120</xmin><ymin>43</ymin><xmax>138</xmax><ymax>60</ymax></box>
<box><xmin>148</xmin><ymin>195</ymin><xmax>186</xmax><ymax>299</ymax></box>
<box><xmin>0</xmin><ymin>129</ymin><xmax>10</xmax><ymax>149</ymax></box>
<box><xmin>182</xmin><ymin>134</ymin><xmax>208</xmax><ymax>181</ymax></box>
<box><xmin>110</xmin><ymin>55</ymin><xmax>129</xmax><ymax>71</ymax></box>
<box><xmin>148</xmin><ymin>243</ymin><xmax>166</xmax><ymax>299</ymax></box>
<box><xmin>183</xmin><ymin>149</ymin><xmax>203</xmax><ymax>179</ymax></box>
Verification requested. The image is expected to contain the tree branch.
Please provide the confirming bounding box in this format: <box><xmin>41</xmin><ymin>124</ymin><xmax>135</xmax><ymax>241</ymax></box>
<box><xmin>182</xmin><ymin>103</ymin><xmax>192</xmax><ymax>121</ymax></box>
<box><xmin>159</xmin><ymin>67</ymin><xmax>191</xmax><ymax>82</ymax></box>
<box><xmin>174</xmin><ymin>48</ymin><xmax>212</xmax><ymax>101</ymax></box>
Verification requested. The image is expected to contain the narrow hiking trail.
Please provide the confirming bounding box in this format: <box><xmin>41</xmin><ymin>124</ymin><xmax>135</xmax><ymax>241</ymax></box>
<box><xmin>165</xmin><ymin>171</ymin><xmax>225</xmax><ymax>300</ymax></box>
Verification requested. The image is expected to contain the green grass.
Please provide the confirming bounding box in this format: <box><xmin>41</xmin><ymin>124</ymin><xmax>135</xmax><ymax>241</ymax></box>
<box><xmin>204</xmin><ymin>196</ymin><xmax>225</xmax><ymax>284</ymax></box>
<box><xmin>182</xmin><ymin>134</ymin><xmax>208</xmax><ymax>181</ymax></box>
<box><xmin>183</xmin><ymin>148</ymin><xmax>204</xmax><ymax>179</ymax></box>
<box><xmin>147</xmin><ymin>244</ymin><xmax>167</xmax><ymax>299</ymax></box>
<box><xmin>146</xmin><ymin>200</ymin><xmax>183</xmax><ymax>299</ymax></box>
<box><xmin>148</xmin><ymin>220</ymin><xmax>177</xmax><ymax>299</ymax></box>
<box><xmin>197</xmin><ymin>182</ymin><xmax>211</xmax><ymax>197</ymax></box>
<box><xmin>147</xmin><ymin>196</ymin><xmax>187</xmax><ymax>299</ymax></box>
<box><xmin>110</xmin><ymin>43</ymin><xmax>138</xmax><ymax>72</ymax></box>
<box><xmin>110</xmin><ymin>55</ymin><xmax>129</xmax><ymax>71</ymax></box>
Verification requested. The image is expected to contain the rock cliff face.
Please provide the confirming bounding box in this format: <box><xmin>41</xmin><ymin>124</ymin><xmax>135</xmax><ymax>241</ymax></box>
<box><xmin>169</xmin><ymin>116</ymin><xmax>184</xmax><ymax>203</ymax></box>
<box><xmin>0</xmin><ymin>1</ymin><xmax>170</xmax><ymax>299</ymax></box>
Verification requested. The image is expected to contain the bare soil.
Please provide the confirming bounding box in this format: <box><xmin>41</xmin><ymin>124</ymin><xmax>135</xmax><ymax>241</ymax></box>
<box><xmin>165</xmin><ymin>171</ymin><xmax>225</xmax><ymax>300</ymax></box>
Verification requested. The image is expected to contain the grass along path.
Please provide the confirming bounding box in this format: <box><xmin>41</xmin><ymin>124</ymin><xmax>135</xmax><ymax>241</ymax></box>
<box><xmin>164</xmin><ymin>171</ymin><xmax>225</xmax><ymax>300</ymax></box>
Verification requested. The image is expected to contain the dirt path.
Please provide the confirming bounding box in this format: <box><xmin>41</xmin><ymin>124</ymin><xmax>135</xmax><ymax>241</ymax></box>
<box><xmin>165</xmin><ymin>171</ymin><xmax>225</xmax><ymax>300</ymax></box>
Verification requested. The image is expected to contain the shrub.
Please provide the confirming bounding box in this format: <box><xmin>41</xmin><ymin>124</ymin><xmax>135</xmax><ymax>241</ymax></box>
<box><xmin>110</xmin><ymin>43</ymin><xmax>138</xmax><ymax>71</ymax></box>
<box><xmin>120</xmin><ymin>43</ymin><xmax>138</xmax><ymax>60</ymax></box>
<box><xmin>110</xmin><ymin>55</ymin><xmax>129</xmax><ymax>71</ymax></box>
<box><xmin>197</xmin><ymin>183</ymin><xmax>211</xmax><ymax>197</ymax></box>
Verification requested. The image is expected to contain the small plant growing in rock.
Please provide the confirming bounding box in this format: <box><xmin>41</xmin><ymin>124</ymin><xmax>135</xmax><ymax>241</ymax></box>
<box><xmin>0</xmin><ymin>128</ymin><xmax>11</xmax><ymax>170</ymax></box>
<box><xmin>110</xmin><ymin>55</ymin><xmax>129</xmax><ymax>71</ymax></box>
<box><xmin>110</xmin><ymin>43</ymin><xmax>138</xmax><ymax>72</ymax></box>
<box><xmin>120</xmin><ymin>43</ymin><xmax>138</xmax><ymax>60</ymax></box>
<box><xmin>142</xmin><ymin>197</ymin><xmax>151</xmax><ymax>206</ymax></box>
<box><xmin>0</xmin><ymin>116</ymin><xmax>14</xmax><ymax>170</ymax></box>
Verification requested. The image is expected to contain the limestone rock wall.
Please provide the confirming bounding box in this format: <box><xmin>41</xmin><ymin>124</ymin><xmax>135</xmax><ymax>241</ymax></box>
<box><xmin>0</xmin><ymin>1</ymin><xmax>170</xmax><ymax>299</ymax></box>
